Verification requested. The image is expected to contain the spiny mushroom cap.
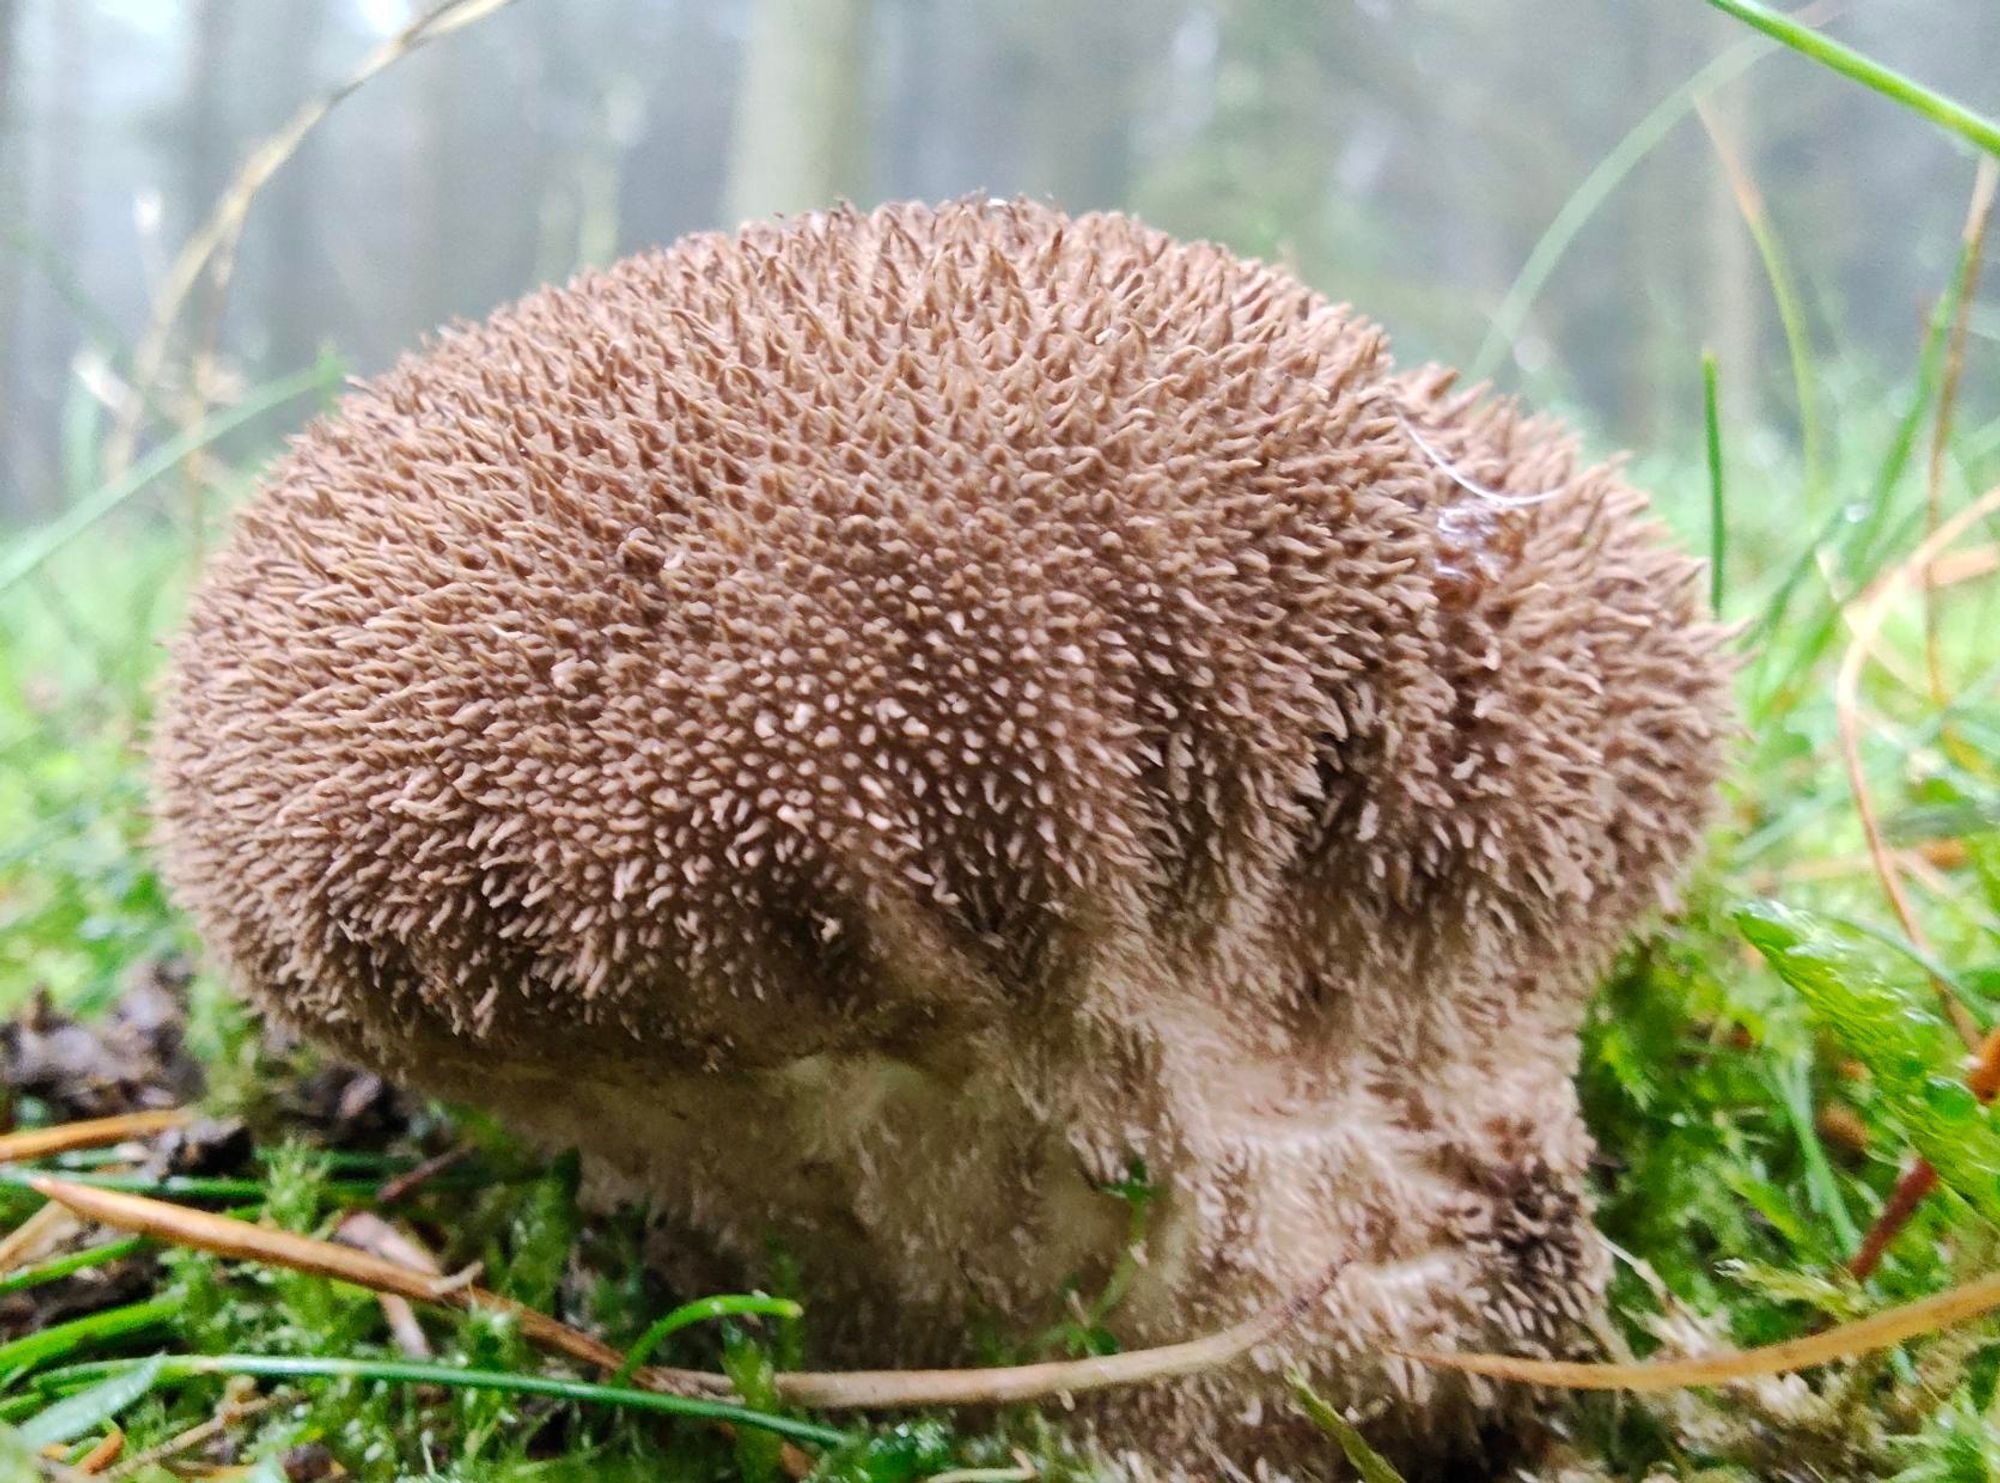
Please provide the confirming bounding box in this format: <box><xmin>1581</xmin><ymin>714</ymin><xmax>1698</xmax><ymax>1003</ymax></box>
<box><xmin>155</xmin><ymin>199</ymin><xmax>1722</xmax><ymax>1074</ymax></box>
<box><xmin>155</xmin><ymin>200</ymin><xmax>1728</xmax><ymax>1473</ymax></box>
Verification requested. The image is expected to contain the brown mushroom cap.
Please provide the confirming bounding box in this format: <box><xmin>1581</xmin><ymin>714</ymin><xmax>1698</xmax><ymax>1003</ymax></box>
<box><xmin>153</xmin><ymin>198</ymin><xmax>1728</xmax><ymax>1474</ymax></box>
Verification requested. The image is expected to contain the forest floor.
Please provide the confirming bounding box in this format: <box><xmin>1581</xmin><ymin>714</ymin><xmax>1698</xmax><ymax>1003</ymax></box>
<box><xmin>5</xmin><ymin>9</ymin><xmax>2000</xmax><ymax>1478</ymax></box>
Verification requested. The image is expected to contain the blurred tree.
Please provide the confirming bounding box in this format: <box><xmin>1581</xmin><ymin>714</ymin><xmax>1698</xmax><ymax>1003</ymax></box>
<box><xmin>618</xmin><ymin>3</ymin><xmax>734</xmax><ymax>253</ymax></box>
<box><xmin>1130</xmin><ymin>1</ymin><xmax>1341</xmax><ymax>266</ymax></box>
<box><xmin>0</xmin><ymin>0</ymin><xmax>22</xmax><ymax>511</ymax></box>
<box><xmin>251</xmin><ymin>0</ymin><xmax>329</xmax><ymax>378</ymax></box>
<box><xmin>1704</xmin><ymin>77</ymin><xmax>1761</xmax><ymax>425</ymax></box>
<box><xmin>1012</xmin><ymin>0</ymin><xmax>1166</xmax><ymax>213</ymax></box>
<box><xmin>14</xmin><ymin>1</ymin><xmax>88</xmax><ymax>515</ymax></box>
<box><xmin>414</xmin><ymin>13</ymin><xmax>475</xmax><ymax>331</ymax></box>
<box><xmin>724</xmin><ymin>0</ymin><xmax>871</xmax><ymax>223</ymax></box>
<box><xmin>175</xmin><ymin>0</ymin><xmax>234</xmax><ymax>244</ymax></box>
<box><xmin>0</xmin><ymin>0</ymin><xmax>1995</xmax><ymax>519</ymax></box>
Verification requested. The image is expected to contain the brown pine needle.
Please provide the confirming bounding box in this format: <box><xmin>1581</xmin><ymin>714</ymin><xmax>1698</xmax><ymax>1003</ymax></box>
<box><xmin>27</xmin><ymin>1176</ymin><xmax>722</xmax><ymax>1399</ymax></box>
<box><xmin>0</xmin><ymin>1108</ymin><xmax>192</xmax><ymax>1165</ymax></box>
<box><xmin>1402</xmin><ymin>1266</ymin><xmax>2000</xmax><ymax>1391</ymax></box>
<box><xmin>1925</xmin><ymin>545</ymin><xmax>1998</xmax><ymax>587</ymax></box>
<box><xmin>375</xmin><ymin>1145</ymin><xmax>472</xmax><ymax>1205</ymax></box>
<box><xmin>74</xmin><ymin>1427</ymin><xmax>123</xmax><ymax>1475</ymax></box>
<box><xmin>1849</xmin><ymin>1160</ymin><xmax>1940</xmax><ymax>1280</ymax></box>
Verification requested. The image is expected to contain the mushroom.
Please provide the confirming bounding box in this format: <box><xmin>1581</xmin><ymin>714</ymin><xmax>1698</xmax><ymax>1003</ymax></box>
<box><xmin>152</xmin><ymin>199</ymin><xmax>1728</xmax><ymax>1475</ymax></box>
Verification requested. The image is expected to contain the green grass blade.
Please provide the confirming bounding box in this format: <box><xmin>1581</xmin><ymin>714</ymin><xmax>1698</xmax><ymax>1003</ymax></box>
<box><xmin>1471</xmin><ymin>37</ymin><xmax>1771</xmax><ymax>381</ymax></box>
<box><xmin>38</xmin><ymin>1354</ymin><xmax>851</xmax><ymax>1449</ymax></box>
<box><xmin>1705</xmin><ymin>0</ymin><xmax>2000</xmax><ymax>159</ymax></box>
<box><xmin>613</xmin><ymin>1294</ymin><xmax>805</xmax><ymax>1385</ymax></box>
<box><xmin>16</xmin><ymin>1354</ymin><xmax>165</xmax><ymax>1448</ymax></box>
<box><xmin>1771</xmin><ymin>1060</ymin><xmax>1863</xmax><ymax>1255</ymax></box>
<box><xmin>1289</xmin><ymin>1374</ymin><xmax>1406</xmax><ymax>1482</ymax></box>
<box><xmin>1704</xmin><ymin>349</ymin><xmax>1727</xmax><ymax>616</ymax></box>
<box><xmin>1738</xmin><ymin>902</ymin><xmax>2000</xmax><ymax>1225</ymax></box>
<box><xmin>0</xmin><ymin>356</ymin><xmax>340</xmax><ymax>598</ymax></box>
<box><xmin>0</xmin><ymin>1296</ymin><xmax>178</xmax><ymax>1376</ymax></box>
<box><xmin>1747</xmin><ymin>195</ymin><xmax>1823</xmax><ymax>502</ymax></box>
<box><xmin>0</xmin><ymin>1236</ymin><xmax>145</xmax><ymax>1298</ymax></box>
<box><xmin>1744</xmin><ymin>261</ymin><xmax>1968</xmax><ymax>717</ymax></box>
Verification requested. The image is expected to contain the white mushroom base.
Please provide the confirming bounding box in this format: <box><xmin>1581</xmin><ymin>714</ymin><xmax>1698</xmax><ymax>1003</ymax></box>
<box><xmin>329</xmin><ymin>960</ymin><xmax>1607</xmax><ymax>1480</ymax></box>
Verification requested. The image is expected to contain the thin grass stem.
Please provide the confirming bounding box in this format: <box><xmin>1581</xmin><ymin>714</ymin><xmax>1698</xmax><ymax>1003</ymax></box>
<box><xmin>1703</xmin><ymin>350</ymin><xmax>1726</xmax><ymax>616</ymax></box>
<box><xmin>1471</xmin><ymin>37</ymin><xmax>1772</xmax><ymax>381</ymax></box>
<box><xmin>0</xmin><ymin>360</ymin><xmax>338</xmax><ymax>599</ymax></box>
<box><xmin>0</xmin><ymin>1237</ymin><xmax>146</xmax><ymax>1298</ymax></box>
<box><xmin>613</xmin><ymin>1295</ymin><xmax>804</xmax><ymax>1386</ymax></box>
<box><xmin>1704</xmin><ymin>0</ymin><xmax>2000</xmax><ymax>160</ymax></box>
<box><xmin>35</xmin><ymin>1354</ymin><xmax>850</xmax><ymax>1449</ymax></box>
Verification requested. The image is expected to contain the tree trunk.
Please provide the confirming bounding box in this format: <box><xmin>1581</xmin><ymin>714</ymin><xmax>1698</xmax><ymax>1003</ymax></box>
<box><xmin>16</xmin><ymin>1</ymin><xmax>88</xmax><ymax>515</ymax></box>
<box><xmin>0</xmin><ymin>0</ymin><xmax>25</xmax><ymax>515</ymax></box>
<box><xmin>723</xmin><ymin>0</ymin><xmax>871</xmax><ymax>226</ymax></box>
<box><xmin>255</xmin><ymin>0</ymin><xmax>330</xmax><ymax>377</ymax></box>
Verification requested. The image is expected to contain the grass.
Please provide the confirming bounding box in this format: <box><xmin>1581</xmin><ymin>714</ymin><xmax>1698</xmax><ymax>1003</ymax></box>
<box><xmin>4</xmin><ymin>11</ymin><xmax>2000</xmax><ymax>1481</ymax></box>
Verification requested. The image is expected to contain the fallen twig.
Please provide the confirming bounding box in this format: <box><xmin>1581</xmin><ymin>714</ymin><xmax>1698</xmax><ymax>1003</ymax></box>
<box><xmin>0</xmin><ymin>1109</ymin><xmax>191</xmax><ymax>1166</ymax></box>
<box><xmin>374</xmin><ymin>1145</ymin><xmax>472</xmax><ymax>1206</ymax></box>
<box><xmin>99</xmin><ymin>1391</ymin><xmax>278</xmax><ymax>1482</ymax></box>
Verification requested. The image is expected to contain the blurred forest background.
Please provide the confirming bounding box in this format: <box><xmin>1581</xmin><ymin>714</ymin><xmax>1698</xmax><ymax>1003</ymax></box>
<box><xmin>8</xmin><ymin>7</ymin><xmax>2000</xmax><ymax>1477</ymax></box>
<box><xmin>2</xmin><ymin>0</ymin><xmax>1999</xmax><ymax>521</ymax></box>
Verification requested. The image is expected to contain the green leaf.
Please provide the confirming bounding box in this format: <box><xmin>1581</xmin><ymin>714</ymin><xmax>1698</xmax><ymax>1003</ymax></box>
<box><xmin>1289</xmin><ymin>1374</ymin><xmax>1407</xmax><ymax>1483</ymax></box>
<box><xmin>1737</xmin><ymin>900</ymin><xmax>2000</xmax><ymax>1225</ymax></box>
<box><xmin>17</xmin><ymin>1353</ymin><xmax>165</xmax><ymax>1447</ymax></box>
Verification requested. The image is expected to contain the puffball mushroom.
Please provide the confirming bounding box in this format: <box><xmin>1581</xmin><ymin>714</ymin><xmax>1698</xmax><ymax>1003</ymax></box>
<box><xmin>154</xmin><ymin>199</ymin><xmax>1727</xmax><ymax>1476</ymax></box>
